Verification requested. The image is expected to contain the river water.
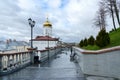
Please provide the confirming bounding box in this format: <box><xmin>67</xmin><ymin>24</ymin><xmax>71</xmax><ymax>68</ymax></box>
<box><xmin>0</xmin><ymin>49</ymin><xmax>85</xmax><ymax>80</ymax></box>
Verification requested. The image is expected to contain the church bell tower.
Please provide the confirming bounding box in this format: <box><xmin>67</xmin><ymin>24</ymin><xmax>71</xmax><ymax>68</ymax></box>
<box><xmin>43</xmin><ymin>17</ymin><xmax>52</xmax><ymax>37</ymax></box>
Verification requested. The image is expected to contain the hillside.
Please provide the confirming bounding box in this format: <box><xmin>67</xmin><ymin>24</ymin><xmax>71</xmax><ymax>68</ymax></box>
<box><xmin>82</xmin><ymin>28</ymin><xmax>120</xmax><ymax>50</ymax></box>
<box><xmin>107</xmin><ymin>28</ymin><xmax>120</xmax><ymax>47</ymax></box>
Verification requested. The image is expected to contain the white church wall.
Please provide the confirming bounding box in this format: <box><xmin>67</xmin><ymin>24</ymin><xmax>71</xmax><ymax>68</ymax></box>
<box><xmin>33</xmin><ymin>41</ymin><xmax>58</xmax><ymax>50</ymax></box>
<box><xmin>33</xmin><ymin>41</ymin><xmax>46</xmax><ymax>50</ymax></box>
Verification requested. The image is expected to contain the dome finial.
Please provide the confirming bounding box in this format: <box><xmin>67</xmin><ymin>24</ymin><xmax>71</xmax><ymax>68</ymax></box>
<box><xmin>46</xmin><ymin>13</ymin><xmax>49</xmax><ymax>21</ymax></box>
<box><xmin>43</xmin><ymin>14</ymin><xmax>52</xmax><ymax>27</ymax></box>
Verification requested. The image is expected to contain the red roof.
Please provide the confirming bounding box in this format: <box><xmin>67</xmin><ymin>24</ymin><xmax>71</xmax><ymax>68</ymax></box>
<box><xmin>32</xmin><ymin>36</ymin><xmax>59</xmax><ymax>41</ymax></box>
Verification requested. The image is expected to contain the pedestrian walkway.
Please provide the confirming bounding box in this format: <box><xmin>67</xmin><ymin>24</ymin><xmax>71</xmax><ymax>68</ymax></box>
<box><xmin>0</xmin><ymin>49</ymin><xmax>85</xmax><ymax>80</ymax></box>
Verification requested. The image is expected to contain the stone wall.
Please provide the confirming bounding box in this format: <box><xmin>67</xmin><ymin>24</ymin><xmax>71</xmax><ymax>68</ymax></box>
<box><xmin>73</xmin><ymin>46</ymin><xmax>120</xmax><ymax>79</ymax></box>
<box><xmin>39</xmin><ymin>47</ymin><xmax>62</xmax><ymax>62</ymax></box>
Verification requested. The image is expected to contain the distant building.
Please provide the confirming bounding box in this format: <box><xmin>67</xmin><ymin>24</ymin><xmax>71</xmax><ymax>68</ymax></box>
<box><xmin>7</xmin><ymin>40</ymin><xmax>30</xmax><ymax>52</ymax></box>
<box><xmin>0</xmin><ymin>39</ymin><xmax>30</xmax><ymax>53</ymax></box>
<box><xmin>33</xmin><ymin>17</ymin><xmax>59</xmax><ymax>50</ymax></box>
<box><xmin>0</xmin><ymin>39</ymin><xmax>30</xmax><ymax>71</ymax></box>
<box><xmin>0</xmin><ymin>41</ymin><xmax>8</xmax><ymax>53</ymax></box>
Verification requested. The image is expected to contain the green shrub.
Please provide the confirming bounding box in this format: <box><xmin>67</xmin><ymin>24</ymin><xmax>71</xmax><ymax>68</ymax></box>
<box><xmin>88</xmin><ymin>36</ymin><xmax>95</xmax><ymax>45</ymax></box>
<box><xmin>83</xmin><ymin>38</ymin><xmax>88</xmax><ymax>46</ymax></box>
<box><xmin>79</xmin><ymin>40</ymin><xmax>84</xmax><ymax>47</ymax></box>
<box><xmin>96</xmin><ymin>29</ymin><xmax>110</xmax><ymax>47</ymax></box>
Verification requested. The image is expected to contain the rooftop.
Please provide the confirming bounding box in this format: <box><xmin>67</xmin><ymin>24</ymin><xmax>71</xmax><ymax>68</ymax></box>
<box><xmin>33</xmin><ymin>36</ymin><xmax>59</xmax><ymax>41</ymax></box>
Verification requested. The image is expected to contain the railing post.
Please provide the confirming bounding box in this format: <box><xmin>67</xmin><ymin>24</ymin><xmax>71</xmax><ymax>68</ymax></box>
<box><xmin>27</xmin><ymin>48</ymin><xmax>37</xmax><ymax>64</ymax></box>
<box><xmin>16</xmin><ymin>54</ymin><xmax>18</xmax><ymax>66</ymax></box>
<box><xmin>7</xmin><ymin>55</ymin><xmax>10</xmax><ymax>69</ymax></box>
<box><xmin>12</xmin><ymin>55</ymin><xmax>14</xmax><ymax>67</ymax></box>
<box><xmin>30</xmin><ymin>51</ymin><xmax>34</xmax><ymax>64</ymax></box>
<box><xmin>0</xmin><ymin>55</ymin><xmax>2</xmax><ymax>72</ymax></box>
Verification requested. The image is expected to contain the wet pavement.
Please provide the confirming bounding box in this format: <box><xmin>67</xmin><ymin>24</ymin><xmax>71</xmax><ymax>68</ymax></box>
<box><xmin>0</xmin><ymin>49</ymin><xmax>85</xmax><ymax>80</ymax></box>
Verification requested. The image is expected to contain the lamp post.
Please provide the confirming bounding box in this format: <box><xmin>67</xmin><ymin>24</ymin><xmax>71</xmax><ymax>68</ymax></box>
<box><xmin>28</xmin><ymin>18</ymin><xmax>35</xmax><ymax>48</ymax></box>
<box><xmin>28</xmin><ymin>18</ymin><xmax>35</xmax><ymax>64</ymax></box>
<box><xmin>47</xmin><ymin>33</ymin><xmax>50</xmax><ymax>60</ymax></box>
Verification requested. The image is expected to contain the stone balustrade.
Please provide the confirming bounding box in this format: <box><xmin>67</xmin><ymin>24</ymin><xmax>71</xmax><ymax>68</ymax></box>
<box><xmin>37</xmin><ymin>46</ymin><xmax>62</xmax><ymax>62</ymax></box>
<box><xmin>0</xmin><ymin>46</ymin><xmax>62</xmax><ymax>76</ymax></box>
<box><xmin>0</xmin><ymin>51</ymin><xmax>31</xmax><ymax>76</ymax></box>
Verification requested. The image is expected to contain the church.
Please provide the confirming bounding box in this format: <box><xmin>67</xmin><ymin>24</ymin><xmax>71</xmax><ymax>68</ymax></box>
<box><xmin>32</xmin><ymin>17</ymin><xmax>59</xmax><ymax>50</ymax></box>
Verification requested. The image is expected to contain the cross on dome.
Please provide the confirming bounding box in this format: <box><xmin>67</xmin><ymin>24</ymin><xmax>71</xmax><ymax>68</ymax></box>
<box><xmin>43</xmin><ymin>15</ymin><xmax>52</xmax><ymax>27</ymax></box>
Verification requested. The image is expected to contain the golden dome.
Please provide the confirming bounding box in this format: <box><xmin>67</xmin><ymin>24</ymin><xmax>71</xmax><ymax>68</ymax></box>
<box><xmin>43</xmin><ymin>17</ymin><xmax>52</xmax><ymax>27</ymax></box>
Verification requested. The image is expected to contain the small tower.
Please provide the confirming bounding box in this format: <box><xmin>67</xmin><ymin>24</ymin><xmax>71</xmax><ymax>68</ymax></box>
<box><xmin>43</xmin><ymin>17</ymin><xmax>52</xmax><ymax>36</ymax></box>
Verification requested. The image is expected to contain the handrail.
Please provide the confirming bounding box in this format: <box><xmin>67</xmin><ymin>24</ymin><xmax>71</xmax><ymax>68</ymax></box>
<box><xmin>0</xmin><ymin>51</ymin><xmax>31</xmax><ymax>55</ymax></box>
<box><xmin>74</xmin><ymin>46</ymin><xmax>120</xmax><ymax>54</ymax></box>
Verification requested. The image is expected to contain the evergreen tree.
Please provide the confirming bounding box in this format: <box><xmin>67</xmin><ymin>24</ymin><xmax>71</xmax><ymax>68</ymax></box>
<box><xmin>96</xmin><ymin>29</ymin><xmax>110</xmax><ymax>47</ymax></box>
<box><xmin>83</xmin><ymin>38</ymin><xmax>88</xmax><ymax>46</ymax></box>
<box><xmin>79</xmin><ymin>40</ymin><xmax>84</xmax><ymax>47</ymax></box>
<box><xmin>88</xmin><ymin>36</ymin><xmax>95</xmax><ymax>45</ymax></box>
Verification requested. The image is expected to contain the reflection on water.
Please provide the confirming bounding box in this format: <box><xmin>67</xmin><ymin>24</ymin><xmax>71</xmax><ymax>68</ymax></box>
<box><xmin>0</xmin><ymin>49</ymin><xmax>85</xmax><ymax>80</ymax></box>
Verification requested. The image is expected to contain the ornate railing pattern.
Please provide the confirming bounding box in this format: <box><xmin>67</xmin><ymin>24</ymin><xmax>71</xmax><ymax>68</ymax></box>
<box><xmin>0</xmin><ymin>51</ymin><xmax>31</xmax><ymax>74</ymax></box>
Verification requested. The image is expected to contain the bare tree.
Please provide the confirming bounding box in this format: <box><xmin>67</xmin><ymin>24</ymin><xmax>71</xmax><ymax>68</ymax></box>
<box><xmin>94</xmin><ymin>14</ymin><xmax>102</xmax><ymax>30</ymax></box>
<box><xmin>118</xmin><ymin>0</ymin><xmax>120</xmax><ymax>9</ymax></box>
<box><xmin>94</xmin><ymin>1</ymin><xmax>107</xmax><ymax>30</ymax></box>
<box><xmin>113</xmin><ymin>0</ymin><xmax>120</xmax><ymax>27</ymax></box>
<box><xmin>104</xmin><ymin>0</ymin><xmax>117</xmax><ymax>30</ymax></box>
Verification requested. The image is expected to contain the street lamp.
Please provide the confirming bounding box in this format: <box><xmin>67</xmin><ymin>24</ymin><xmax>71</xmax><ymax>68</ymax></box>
<box><xmin>47</xmin><ymin>32</ymin><xmax>50</xmax><ymax>60</ymax></box>
<box><xmin>28</xmin><ymin>18</ymin><xmax>35</xmax><ymax>48</ymax></box>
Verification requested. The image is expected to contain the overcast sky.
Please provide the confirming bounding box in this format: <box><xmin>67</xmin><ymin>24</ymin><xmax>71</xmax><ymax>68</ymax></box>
<box><xmin>0</xmin><ymin>0</ymin><xmax>118</xmax><ymax>43</ymax></box>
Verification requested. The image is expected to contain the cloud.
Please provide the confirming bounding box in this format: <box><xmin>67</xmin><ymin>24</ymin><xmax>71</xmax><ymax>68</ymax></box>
<box><xmin>51</xmin><ymin>0</ymin><xmax>100</xmax><ymax>42</ymax></box>
<box><xmin>0</xmin><ymin>0</ymin><xmax>118</xmax><ymax>43</ymax></box>
<box><xmin>48</xmin><ymin>0</ymin><xmax>62</xmax><ymax>8</ymax></box>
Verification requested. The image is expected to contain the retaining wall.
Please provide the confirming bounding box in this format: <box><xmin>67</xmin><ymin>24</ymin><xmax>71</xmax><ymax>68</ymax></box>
<box><xmin>73</xmin><ymin>46</ymin><xmax>120</xmax><ymax>79</ymax></box>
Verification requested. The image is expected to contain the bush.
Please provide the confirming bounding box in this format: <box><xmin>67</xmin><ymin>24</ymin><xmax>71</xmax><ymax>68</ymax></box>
<box><xmin>79</xmin><ymin>40</ymin><xmax>84</xmax><ymax>47</ymax></box>
<box><xmin>88</xmin><ymin>36</ymin><xmax>95</xmax><ymax>45</ymax></box>
<box><xmin>83</xmin><ymin>38</ymin><xmax>88</xmax><ymax>46</ymax></box>
<box><xmin>109</xmin><ymin>28</ymin><xmax>115</xmax><ymax>33</ymax></box>
<box><xmin>96</xmin><ymin>29</ymin><xmax>110</xmax><ymax>47</ymax></box>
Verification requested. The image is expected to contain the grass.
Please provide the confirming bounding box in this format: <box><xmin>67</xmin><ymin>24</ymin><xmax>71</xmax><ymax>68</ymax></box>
<box><xmin>82</xmin><ymin>28</ymin><xmax>120</xmax><ymax>50</ymax></box>
<box><xmin>82</xmin><ymin>45</ymin><xmax>100</xmax><ymax>50</ymax></box>
<box><xmin>107</xmin><ymin>28</ymin><xmax>120</xmax><ymax>47</ymax></box>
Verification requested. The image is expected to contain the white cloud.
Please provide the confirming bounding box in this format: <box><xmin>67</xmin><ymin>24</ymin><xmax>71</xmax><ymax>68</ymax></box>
<box><xmin>0</xmin><ymin>0</ymin><xmax>118</xmax><ymax>43</ymax></box>
<box><xmin>48</xmin><ymin>0</ymin><xmax>62</xmax><ymax>8</ymax></box>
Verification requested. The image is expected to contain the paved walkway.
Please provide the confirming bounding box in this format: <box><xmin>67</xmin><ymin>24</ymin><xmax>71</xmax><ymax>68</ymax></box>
<box><xmin>0</xmin><ymin>49</ymin><xmax>85</xmax><ymax>80</ymax></box>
